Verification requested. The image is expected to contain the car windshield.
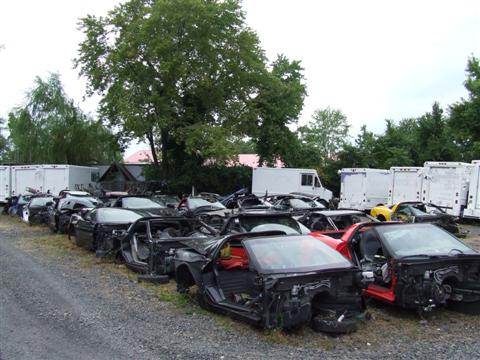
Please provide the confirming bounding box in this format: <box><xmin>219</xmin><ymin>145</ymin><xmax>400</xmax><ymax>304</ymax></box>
<box><xmin>376</xmin><ymin>224</ymin><xmax>475</xmax><ymax>257</ymax></box>
<box><xmin>245</xmin><ymin>235</ymin><xmax>351</xmax><ymax>273</ymax></box>
<box><xmin>240</xmin><ymin>216</ymin><xmax>310</xmax><ymax>234</ymax></box>
<box><xmin>97</xmin><ymin>208</ymin><xmax>143</xmax><ymax>223</ymax></box>
<box><xmin>188</xmin><ymin>198</ymin><xmax>225</xmax><ymax>210</ymax></box>
<box><xmin>30</xmin><ymin>197</ymin><xmax>54</xmax><ymax>207</ymax></box>
<box><xmin>330</xmin><ymin>214</ymin><xmax>372</xmax><ymax>228</ymax></box>
<box><xmin>122</xmin><ymin>197</ymin><xmax>166</xmax><ymax>209</ymax></box>
<box><xmin>289</xmin><ymin>198</ymin><xmax>324</xmax><ymax>209</ymax></box>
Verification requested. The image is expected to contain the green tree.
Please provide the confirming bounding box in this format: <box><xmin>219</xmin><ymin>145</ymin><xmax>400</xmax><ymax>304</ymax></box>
<box><xmin>448</xmin><ymin>56</ymin><xmax>480</xmax><ymax>161</ymax></box>
<box><xmin>297</xmin><ymin>107</ymin><xmax>350</xmax><ymax>165</ymax></box>
<box><xmin>7</xmin><ymin>74</ymin><xmax>122</xmax><ymax>165</ymax></box>
<box><xmin>75</xmin><ymin>0</ymin><xmax>270</xmax><ymax>175</ymax></box>
<box><xmin>252</xmin><ymin>55</ymin><xmax>307</xmax><ymax>166</ymax></box>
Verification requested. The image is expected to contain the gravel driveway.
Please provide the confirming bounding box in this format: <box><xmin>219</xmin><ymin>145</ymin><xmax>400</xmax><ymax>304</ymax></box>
<box><xmin>0</xmin><ymin>217</ymin><xmax>479</xmax><ymax>359</ymax></box>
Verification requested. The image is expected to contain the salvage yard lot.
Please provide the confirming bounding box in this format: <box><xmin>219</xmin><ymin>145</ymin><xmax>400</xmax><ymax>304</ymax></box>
<box><xmin>1</xmin><ymin>216</ymin><xmax>480</xmax><ymax>359</ymax></box>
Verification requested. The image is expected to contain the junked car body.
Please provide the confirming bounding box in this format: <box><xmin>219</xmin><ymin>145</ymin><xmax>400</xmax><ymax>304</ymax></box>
<box><xmin>370</xmin><ymin>201</ymin><xmax>462</xmax><ymax>235</ymax></box>
<box><xmin>21</xmin><ymin>195</ymin><xmax>54</xmax><ymax>225</ymax></box>
<box><xmin>71</xmin><ymin>207</ymin><xmax>146</xmax><ymax>256</ymax></box>
<box><xmin>174</xmin><ymin>232</ymin><xmax>369</xmax><ymax>333</ymax></box>
<box><xmin>48</xmin><ymin>195</ymin><xmax>102</xmax><ymax>233</ymax></box>
<box><xmin>299</xmin><ymin>210</ymin><xmax>377</xmax><ymax>234</ymax></box>
<box><xmin>312</xmin><ymin>222</ymin><xmax>480</xmax><ymax>314</ymax></box>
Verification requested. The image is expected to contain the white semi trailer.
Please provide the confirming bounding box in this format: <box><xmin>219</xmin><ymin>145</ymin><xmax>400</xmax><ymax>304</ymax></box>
<box><xmin>464</xmin><ymin>160</ymin><xmax>480</xmax><ymax>219</ymax></box>
<box><xmin>10</xmin><ymin>164</ymin><xmax>99</xmax><ymax>196</ymax></box>
<box><xmin>422</xmin><ymin>161</ymin><xmax>473</xmax><ymax>217</ymax></box>
<box><xmin>387</xmin><ymin>167</ymin><xmax>424</xmax><ymax>205</ymax></box>
<box><xmin>251</xmin><ymin>167</ymin><xmax>332</xmax><ymax>203</ymax></box>
<box><xmin>0</xmin><ymin>166</ymin><xmax>11</xmax><ymax>203</ymax></box>
<box><xmin>338</xmin><ymin>168</ymin><xmax>390</xmax><ymax>210</ymax></box>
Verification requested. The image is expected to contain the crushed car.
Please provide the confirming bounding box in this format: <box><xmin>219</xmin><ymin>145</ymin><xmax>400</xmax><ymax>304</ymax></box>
<box><xmin>111</xmin><ymin>195</ymin><xmax>176</xmax><ymax>216</ymax></box>
<box><xmin>370</xmin><ymin>201</ymin><xmax>463</xmax><ymax>236</ymax></box>
<box><xmin>269</xmin><ymin>194</ymin><xmax>326</xmax><ymax>217</ymax></box>
<box><xmin>21</xmin><ymin>195</ymin><xmax>54</xmax><ymax>225</ymax></box>
<box><xmin>70</xmin><ymin>207</ymin><xmax>146</xmax><ymax>256</ymax></box>
<box><xmin>219</xmin><ymin>210</ymin><xmax>311</xmax><ymax>235</ymax></box>
<box><xmin>118</xmin><ymin>216</ymin><xmax>217</xmax><ymax>281</ymax></box>
<box><xmin>48</xmin><ymin>192</ymin><xmax>103</xmax><ymax>233</ymax></box>
<box><xmin>178</xmin><ymin>195</ymin><xmax>231</xmax><ymax>229</ymax></box>
<box><xmin>174</xmin><ymin>232</ymin><xmax>371</xmax><ymax>333</ymax></box>
<box><xmin>298</xmin><ymin>210</ymin><xmax>377</xmax><ymax>235</ymax></box>
<box><xmin>311</xmin><ymin>222</ymin><xmax>480</xmax><ymax>314</ymax></box>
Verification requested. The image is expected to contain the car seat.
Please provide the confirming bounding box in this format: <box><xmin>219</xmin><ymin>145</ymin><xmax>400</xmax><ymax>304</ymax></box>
<box><xmin>359</xmin><ymin>230</ymin><xmax>382</xmax><ymax>262</ymax></box>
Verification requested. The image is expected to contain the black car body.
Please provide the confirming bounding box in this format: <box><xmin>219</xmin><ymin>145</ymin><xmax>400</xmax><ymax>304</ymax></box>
<box><xmin>174</xmin><ymin>232</ymin><xmax>369</xmax><ymax>333</ymax></box>
<box><xmin>219</xmin><ymin>210</ymin><xmax>311</xmax><ymax>236</ymax></box>
<box><xmin>71</xmin><ymin>207</ymin><xmax>146</xmax><ymax>255</ymax></box>
<box><xmin>48</xmin><ymin>195</ymin><xmax>102</xmax><ymax>233</ymax></box>
<box><xmin>270</xmin><ymin>194</ymin><xmax>326</xmax><ymax>217</ymax></box>
<box><xmin>112</xmin><ymin>195</ymin><xmax>175</xmax><ymax>216</ymax></box>
<box><xmin>119</xmin><ymin>216</ymin><xmax>217</xmax><ymax>275</ymax></box>
<box><xmin>21</xmin><ymin>195</ymin><xmax>54</xmax><ymax>225</ymax></box>
<box><xmin>390</xmin><ymin>202</ymin><xmax>463</xmax><ymax>236</ymax></box>
<box><xmin>178</xmin><ymin>196</ymin><xmax>231</xmax><ymax>229</ymax></box>
<box><xmin>299</xmin><ymin>210</ymin><xmax>377</xmax><ymax>233</ymax></box>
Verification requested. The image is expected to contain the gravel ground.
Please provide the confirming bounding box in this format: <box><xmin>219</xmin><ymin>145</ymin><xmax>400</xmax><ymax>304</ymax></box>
<box><xmin>1</xmin><ymin>217</ymin><xmax>479</xmax><ymax>360</ymax></box>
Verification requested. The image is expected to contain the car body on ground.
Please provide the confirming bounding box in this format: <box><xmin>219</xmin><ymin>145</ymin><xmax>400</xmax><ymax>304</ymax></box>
<box><xmin>111</xmin><ymin>195</ymin><xmax>175</xmax><ymax>216</ymax></box>
<box><xmin>174</xmin><ymin>232</ymin><xmax>368</xmax><ymax>333</ymax></box>
<box><xmin>71</xmin><ymin>207</ymin><xmax>147</xmax><ymax>255</ymax></box>
<box><xmin>370</xmin><ymin>201</ymin><xmax>462</xmax><ymax>235</ymax></box>
<box><xmin>269</xmin><ymin>194</ymin><xmax>326</xmax><ymax>217</ymax></box>
<box><xmin>119</xmin><ymin>216</ymin><xmax>217</xmax><ymax>276</ymax></box>
<box><xmin>311</xmin><ymin>222</ymin><xmax>480</xmax><ymax>314</ymax></box>
<box><xmin>48</xmin><ymin>195</ymin><xmax>102</xmax><ymax>233</ymax></box>
<box><xmin>298</xmin><ymin>210</ymin><xmax>377</xmax><ymax>234</ymax></box>
<box><xmin>21</xmin><ymin>195</ymin><xmax>54</xmax><ymax>225</ymax></box>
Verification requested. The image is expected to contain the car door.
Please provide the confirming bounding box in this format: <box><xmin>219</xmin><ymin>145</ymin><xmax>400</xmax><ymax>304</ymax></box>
<box><xmin>75</xmin><ymin>210</ymin><xmax>97</xmax><ymax>250</ymax></box>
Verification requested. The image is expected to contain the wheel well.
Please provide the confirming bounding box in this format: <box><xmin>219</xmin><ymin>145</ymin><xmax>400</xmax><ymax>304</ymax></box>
<box><xmin>377</xmin><ymin>214</ymin><xmax>386</xmax><ymax>221</ymax></box>
<box><xmin>176</xmin><ymin>264</ymin><xmax>196</xmax><ymax>290</ymax></box>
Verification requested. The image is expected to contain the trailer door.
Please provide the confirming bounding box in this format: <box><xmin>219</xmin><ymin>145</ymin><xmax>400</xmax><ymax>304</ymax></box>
<box><xmin>342</xmin><ymin>173</ymin><xmax>365</xmax><ymax>208</ymax></box>
<box><xmin>426</xmin><ymin>167</ymin><xmax>457</xmax><ymax>208</ymax></box>
<box><xmin>44</xmin><ymin>167</ymin><xmax>67</xmax><ymax>195</ymax></box>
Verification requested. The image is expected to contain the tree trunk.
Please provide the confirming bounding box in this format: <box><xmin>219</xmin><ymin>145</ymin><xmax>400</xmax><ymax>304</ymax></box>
<box><xmin>146</xmin><ymin>131</ymin><xmax>159</xmax><ymax>167</ymax></box>
<box><xmin>161</xmin><ymin>128</ymin><xmax>169</xmax><ymax>177</ymax></box>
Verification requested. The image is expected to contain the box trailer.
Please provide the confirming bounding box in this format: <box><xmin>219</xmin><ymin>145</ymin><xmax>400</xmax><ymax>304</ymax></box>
<box><xmin>338</xmin><ymin>168</ymin><xmax>391</xmax><ymax>210</ymax></box>
<box><xmin>11</xmin><ymin>165</ymin><xmax>99</xmax><ymax>196</ymax></box>
<box><xmin>251</xmin><ymin>167</ymin><xmax>332</xmax><ymax>202</ymax></box>
<box><xmin>0</xmin><ymin>166</ymin><xmax>11</xmax><ymax>203</ymax></box>
<box><xmin>463</xmin><ymin>160</ymin><xmax>480</xmax><ymax>219</ymax></box>
<box><xmin>422</xmin><ymin>161</ymin><xmax>473</xmax><ymax>217</ymax></box>
<box><xmin>387</xmin><ymin>167</ymin><xmax>424</xmax><ymax>205</ymax></box>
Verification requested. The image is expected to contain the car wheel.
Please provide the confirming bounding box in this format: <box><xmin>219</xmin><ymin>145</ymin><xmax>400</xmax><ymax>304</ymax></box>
<box><xmin>312</xmin><ymin>316</ymin><xmax>358</xmax><ymax>334</ymax></box>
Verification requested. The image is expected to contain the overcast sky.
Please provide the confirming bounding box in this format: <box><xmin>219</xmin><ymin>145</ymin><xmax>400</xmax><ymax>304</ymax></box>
<box><xmin>1</xmin><ymin>0</ymin><xmax>479</xmax><ymax>157</ymax></box>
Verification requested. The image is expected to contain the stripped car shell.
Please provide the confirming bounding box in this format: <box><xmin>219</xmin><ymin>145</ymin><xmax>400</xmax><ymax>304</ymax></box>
<box><xmin>175</xmin><ymin>233</ymin><xmax>370</xmax><ymax>333</ymax></box>
<box><xmin>311</xmin><ymin>222</ymin><xmax>480</xmax><ymax>314</ymax></box>
<box><xmin>119</xmin><ymin>217</ymin><xmax>217</xmax><ymax>276</ymax></box>
<box><xmin>71</xmin><ymin>207</ymin><xmax>146</xmax><ymax>256</ymax></box>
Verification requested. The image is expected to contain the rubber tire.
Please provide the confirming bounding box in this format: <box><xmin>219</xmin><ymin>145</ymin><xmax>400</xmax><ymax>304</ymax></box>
<box><xmin>312</xmin><ymin>316</ymin><xmax>358</xmax><ymax>334</ymax></box>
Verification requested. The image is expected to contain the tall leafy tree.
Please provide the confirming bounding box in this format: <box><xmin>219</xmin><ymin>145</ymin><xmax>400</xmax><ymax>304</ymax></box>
<box><xmin>449</xmin><ymin>56</ymin><xmax>480</xmax><ymax>161</ymax></box>
<box><xmin>75</xmin><ymin>0</ymin><xmax>269</xmax><ymax>175</ymax></box>
<box><xmin>252</xmin><ymin>55</ymin><xmax>307</xmax><ymax>166</ymax></box>
<box><xmin>297</xmin><ymin>107</ymin><xmax>350</xmax><ymax>165</ymax></box>
<box><xmin>7</xmin><ymin>74</ymin><xmax>122</xmax><ymax>165</ymax></box>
